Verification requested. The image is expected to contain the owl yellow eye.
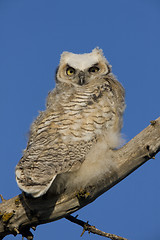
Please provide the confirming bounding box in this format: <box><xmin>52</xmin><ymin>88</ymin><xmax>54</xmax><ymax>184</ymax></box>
<box><xmin>89</xmin><ymin>66</ymin><xmax>100</xmax><ymax>73</ymax></box>
<box><xmin>66</xmin><ymin>67</ymin><xmax>75</xmax><ymax>76</ymax></box>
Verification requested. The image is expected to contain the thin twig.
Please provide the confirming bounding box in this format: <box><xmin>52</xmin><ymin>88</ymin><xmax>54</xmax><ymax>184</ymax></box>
<box><xmin>65</xmin><ymin>215</ymin><xmax>128</xmax><ymax>240</ymax></box>
<box><xmin>0</xmin><ymin>195</ymin><xmax>6</xmax><ymax>202</ymax></box>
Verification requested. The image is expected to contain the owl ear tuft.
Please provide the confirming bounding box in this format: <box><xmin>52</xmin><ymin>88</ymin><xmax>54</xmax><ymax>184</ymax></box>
<box><xmin>91</xmin><ymin>47</ymin><xmax>111</xmax><ymax>73</ymax></box>
<box><xmin>60</xmin><ymin>51</ymin><xmax>72</xmax><ymax>63</ymax></box>
<box><xmin>92</xmin><ymin>47</ymin><xmax>104</xmax><ymax>57</ymax></box>
<box><xmin>61</xmin><ymin>51</ymin><xmax>70</xmax><ymax>58</ymax></box>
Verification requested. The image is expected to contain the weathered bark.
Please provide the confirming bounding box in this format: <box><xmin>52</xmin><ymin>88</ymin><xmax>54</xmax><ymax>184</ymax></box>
<box><xmin>0</xmin><ymin>117</ymin><xmax>160</xmax><ymax>239</ymax></box>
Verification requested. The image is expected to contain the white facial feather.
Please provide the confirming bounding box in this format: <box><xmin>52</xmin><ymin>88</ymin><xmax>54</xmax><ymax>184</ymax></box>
<box><xmin>60</xmin><ymin>48</ymin><xmax>109</xmax><ymax>71</ymax></box>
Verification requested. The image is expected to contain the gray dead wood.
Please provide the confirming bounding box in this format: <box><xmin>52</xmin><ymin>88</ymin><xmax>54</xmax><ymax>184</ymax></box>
<box><xmin>0</xmin><ymin>117</ymin><xmax>160</xmax><ymax>239</ymax></box>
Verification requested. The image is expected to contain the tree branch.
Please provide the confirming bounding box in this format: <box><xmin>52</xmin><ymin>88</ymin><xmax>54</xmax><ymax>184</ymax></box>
<box><xmin>65</xmin><ymin>214</ymin><xmax>128</xmax><ymax>240</ymax></box>
<box><xmin>0</xmin><ymin>117</ymin><xmax>160</xmax><ymax>239</ymax></box>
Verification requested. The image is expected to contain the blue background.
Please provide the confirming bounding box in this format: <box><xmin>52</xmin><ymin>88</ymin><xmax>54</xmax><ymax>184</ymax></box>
<box><xmin>0</xmin><ymin>0</ymin><xmax>160</xmax><ymax>239</ymax></box>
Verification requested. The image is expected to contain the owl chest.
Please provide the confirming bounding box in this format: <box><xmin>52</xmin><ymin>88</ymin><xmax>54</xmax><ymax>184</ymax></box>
<box><xmin>54</xmin><ymin>91</ymin><xmax>116</xmax><ymax>142</ymax></box>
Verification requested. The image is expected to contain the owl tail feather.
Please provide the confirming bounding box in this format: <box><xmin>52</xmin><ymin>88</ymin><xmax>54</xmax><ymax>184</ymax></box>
<box><xmin>15</xmin><ymin>169</ymin><xmax>57</xmax><ymax>198</ymax></box>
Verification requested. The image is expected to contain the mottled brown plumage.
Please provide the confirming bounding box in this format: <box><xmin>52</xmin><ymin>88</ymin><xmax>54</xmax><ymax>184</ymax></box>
<box><xmin>15</xmin><ymin>48</ymin><xmax>125</xmax><ymax>197</ymax></box>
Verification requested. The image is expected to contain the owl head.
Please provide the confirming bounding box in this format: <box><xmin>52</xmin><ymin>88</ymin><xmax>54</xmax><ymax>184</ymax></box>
<box><xmin>56</xmin><ymin>48</ymin><xmax>111</xmax><ymax>86</ymax></box>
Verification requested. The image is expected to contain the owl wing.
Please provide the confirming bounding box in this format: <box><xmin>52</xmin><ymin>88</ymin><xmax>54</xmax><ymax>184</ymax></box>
<box><xmin>15</xmin><ymin>108</ymin><xmax>94</xmax><ymax>198</ymax></box>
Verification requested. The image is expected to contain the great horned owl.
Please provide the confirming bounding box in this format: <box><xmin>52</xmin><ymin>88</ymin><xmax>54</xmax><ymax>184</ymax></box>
<box><xmin>15</xmin><ymin>48</ymin><xmax>125</xmax><ymax>198</ymax></box>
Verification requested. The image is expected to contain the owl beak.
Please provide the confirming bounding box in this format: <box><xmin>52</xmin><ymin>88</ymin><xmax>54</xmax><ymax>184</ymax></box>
<box><xmin>78</xmin><ymin>71</ymin><xmax>85</xmax><ymax>85</ymax></box>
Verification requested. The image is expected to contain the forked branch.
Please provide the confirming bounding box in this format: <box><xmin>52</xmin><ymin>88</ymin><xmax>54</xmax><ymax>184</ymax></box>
<box><xmin>0</xmin><ymin>117</ymin><xmax>160</xmax><ymax>239</ymax></box>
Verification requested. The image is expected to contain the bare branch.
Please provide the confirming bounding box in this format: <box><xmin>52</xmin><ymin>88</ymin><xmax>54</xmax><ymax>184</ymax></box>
<box><xmin>65</xmin><ymin>215</ymin><xmax>128</xmax><ymax>240</ymax></box>
<box><xmin>0</xmin><ymin>117</ymin><xmax>160</xmax><ymax>239</ymax></box>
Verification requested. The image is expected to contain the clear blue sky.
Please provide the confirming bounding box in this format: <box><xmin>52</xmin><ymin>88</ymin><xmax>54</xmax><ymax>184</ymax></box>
<box><xmin>0</xmin><ymin>0</ymin><xmax>160</xmax><ymax>239</ymax></box>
